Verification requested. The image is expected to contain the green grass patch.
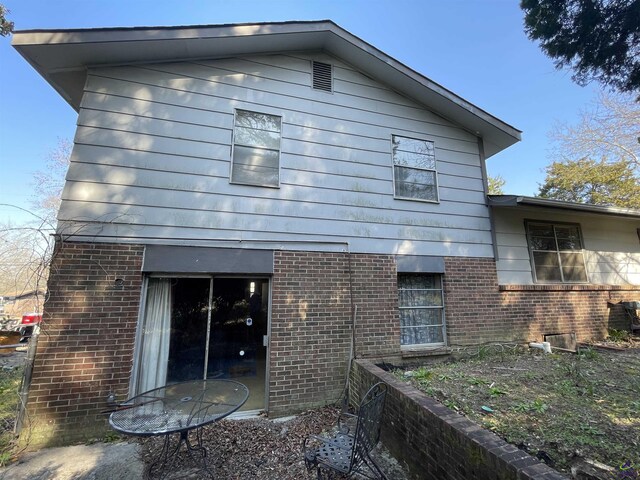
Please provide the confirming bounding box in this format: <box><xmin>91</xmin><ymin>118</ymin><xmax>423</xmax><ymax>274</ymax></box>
<box><xmin>0</xmin><ymin>365</ymin><xmax>24</xmax><ymax>466</ymax></box>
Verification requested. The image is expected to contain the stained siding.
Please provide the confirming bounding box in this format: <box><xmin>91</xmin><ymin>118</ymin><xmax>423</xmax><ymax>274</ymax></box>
<box><xmin>494</xmin><ymin>207</ymin><xmax>640</xmax><ymax>285</ymax></box>
<box><xmin>59</xmin><ymin>53</ymin><xmax>491</xmax><ymax>256</ymax></box>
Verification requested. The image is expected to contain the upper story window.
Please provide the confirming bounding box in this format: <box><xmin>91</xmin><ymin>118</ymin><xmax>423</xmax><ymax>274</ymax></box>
<box><xmin>526</xmin><ymin>221</ymin><xmax>588</xmax><ymax>283</ymax></box>
<box><xmin>398</xmin><ymin>274</ymin><xmax>445</xmax><ymax>347</ymax></box>
<box><xmin>231</xmin><ymin>110</ymin><xmax>282</xmax><ymax>187</ymax></box>
<box><xmin>392</xmin><ymin>135</ymin><xmax>438</xmax><ymax>202</ymax></box>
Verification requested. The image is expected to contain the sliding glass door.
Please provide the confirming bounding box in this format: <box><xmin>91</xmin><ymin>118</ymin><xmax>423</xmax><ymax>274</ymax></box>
<box><xmin>135</xmin><ymin>276</ymin><xmax>268</xmax><ymax>411</ymax></box>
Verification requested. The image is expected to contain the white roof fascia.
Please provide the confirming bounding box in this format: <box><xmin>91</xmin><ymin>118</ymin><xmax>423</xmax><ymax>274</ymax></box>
<box><xmin>12</xmin><ymin>20</ymin><xmax>521</xmax><ymax>157</ymax></box>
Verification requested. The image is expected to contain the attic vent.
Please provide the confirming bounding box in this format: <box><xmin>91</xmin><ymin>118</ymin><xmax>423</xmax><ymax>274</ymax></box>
<box><xmin>312</xmin><ymin>61</ymin><xmax>333</xmax><ymax>92</ymax></box>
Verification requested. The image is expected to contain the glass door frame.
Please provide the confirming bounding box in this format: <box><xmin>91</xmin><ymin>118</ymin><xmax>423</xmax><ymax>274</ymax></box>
<box><xmin>130</xmin><ymin>273</ymin><xmax>270</xmax><ymax>411</ymax></box>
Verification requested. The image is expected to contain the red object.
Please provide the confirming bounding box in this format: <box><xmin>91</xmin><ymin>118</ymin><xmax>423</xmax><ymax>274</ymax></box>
<box><xmin>20</xmin><ymin>313</ymin><xmax>42</xmax><ymax>325</ymax></box>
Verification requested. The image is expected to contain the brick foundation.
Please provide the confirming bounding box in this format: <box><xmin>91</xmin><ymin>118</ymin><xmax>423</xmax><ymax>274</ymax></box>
<box><xmin>23</xmin><ymin>246</ymin><xmax>638</xmax><ymax>445</ymax></box>
<box><xmin>24</xmin><ymin>241</ymin><xmax>143</xmax><ymax>447</ymax></box>
<box><xmin>443</xmin><ymin>257</ymin><xmax>638</xmax><ymax>346</ymax></box>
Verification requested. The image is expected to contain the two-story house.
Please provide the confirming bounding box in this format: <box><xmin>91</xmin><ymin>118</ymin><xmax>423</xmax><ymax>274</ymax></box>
<box><xmin>12</xmin><ymin>20</ymin><xmax>640</xmax><ymax>446</ymax></box>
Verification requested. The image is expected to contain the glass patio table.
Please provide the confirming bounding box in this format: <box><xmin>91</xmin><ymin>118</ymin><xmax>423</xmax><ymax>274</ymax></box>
<box><xmin>109</xmin><ymin>379</ymin><xmax>249</xmax><ymax>479</ymax></box>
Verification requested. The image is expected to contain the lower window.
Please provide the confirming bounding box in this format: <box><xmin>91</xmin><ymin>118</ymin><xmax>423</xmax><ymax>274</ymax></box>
<box><xmin>398</xmin><ymin>274</ymin><xmax>445</xmax><ymax>346</ymax></box>
<box><xmin>526</xmin><ymin>221</ymin><xmax>588</xmax><ymax>283</ymax></box>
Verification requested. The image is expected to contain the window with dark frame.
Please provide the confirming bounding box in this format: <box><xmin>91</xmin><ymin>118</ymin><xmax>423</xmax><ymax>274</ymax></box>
<box><xmin>398</xmin><ymin>274</ymin><xmax>445</xmax><ymax>346</ymax></box>
<box><xmin>231</xmin><ymin>110</ymin><xmax>281</xmax><ymax>187</ymax></box>
<box><xmin>526</xmin><ymin>221</ymin><xmax>588</xmax><ymax>283</ymax></box>
<box><xmin>392</xmin><ymin>135</ymin><xmax>438</xmax><ymax>202</ymax></box>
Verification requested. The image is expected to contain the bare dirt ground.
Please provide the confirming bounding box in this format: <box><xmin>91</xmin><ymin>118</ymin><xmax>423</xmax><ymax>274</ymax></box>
<box><xmin>396</xmin><ymin>339</ymin><xmax>640</xmax><ymax>478</ymax></box>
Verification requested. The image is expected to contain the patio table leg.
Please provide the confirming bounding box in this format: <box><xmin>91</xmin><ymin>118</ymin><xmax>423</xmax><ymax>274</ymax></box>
<box><xmin>145</xmin><ymin>429</ymin><xmax>214</xmax><ymax>479</ymax></box>
<box><xmin>146</xmin><ymin>433</ymin><xmax>181</xmax><ymax>479</ymax></box>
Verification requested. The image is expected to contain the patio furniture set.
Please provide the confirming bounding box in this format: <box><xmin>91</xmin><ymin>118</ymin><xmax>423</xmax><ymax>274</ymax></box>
<box><xmin>109</xmin><ymin>379</ymin><xmax>389</xmax><ymax>479</ymax></box>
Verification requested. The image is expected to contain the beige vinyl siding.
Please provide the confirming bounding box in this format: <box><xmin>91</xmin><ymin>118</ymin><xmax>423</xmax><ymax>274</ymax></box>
<box><xmin>494</xmin><ymin>207</ymin><xmax>640</xmax><ymax>285</ymax></box>
<box><xmin>59</xmin><ymin>53</ymin><xmax>491</xmax><ymax>256</ymax></box>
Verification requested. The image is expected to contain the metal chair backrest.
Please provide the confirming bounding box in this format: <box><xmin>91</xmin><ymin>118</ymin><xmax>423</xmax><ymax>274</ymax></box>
<box><xmin>350</xmin><ymin>382</ymin><xmax>387</xmax><ymax>470</ymax></box>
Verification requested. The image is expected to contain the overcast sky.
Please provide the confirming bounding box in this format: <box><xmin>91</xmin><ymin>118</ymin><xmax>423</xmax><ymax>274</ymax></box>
<box><xmin>0</xmin><ymin>0</ymin><xmax>601</xmax><ymax>224</ymax></box>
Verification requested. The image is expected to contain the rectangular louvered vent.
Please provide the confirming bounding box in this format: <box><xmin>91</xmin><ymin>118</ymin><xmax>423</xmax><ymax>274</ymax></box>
<box><xmin>312</xmin><ymin>61</ymin><xmax>332</xmax><ymax>92</ymax></box>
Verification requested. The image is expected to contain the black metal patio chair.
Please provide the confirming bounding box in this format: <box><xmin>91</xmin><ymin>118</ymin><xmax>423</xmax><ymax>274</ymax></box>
<box><xmin>303</xmin><ymin>382</ymin><xmax>388</xmax><ymax>480</ymax></box>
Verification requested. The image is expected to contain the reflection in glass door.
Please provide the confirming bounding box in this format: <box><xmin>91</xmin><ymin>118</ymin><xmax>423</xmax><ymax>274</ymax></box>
<box><xmin>139</xmin><ymin>276</ymin><xmax>268</xmax><ymax>412</ymax></box>
<box><xmin>166</xmin><ymin>278</ymin><xmax>210</xmax><ymax>383</ymax></box>
<box><xmin>207</xmin><ymin>278</ymin><xmax>268</xmax><ymax>411</ymax></box>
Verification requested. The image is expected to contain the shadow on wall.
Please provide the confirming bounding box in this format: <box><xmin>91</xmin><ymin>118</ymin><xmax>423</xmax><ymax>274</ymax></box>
<box><xmin>588</xmin><ymin>251</ymin><xmax>640</xmax><ymax>285</ymax></box>
<box><xmin>21</xmin><ymin>242</ymin><xmax>143</xmax><ymax>449</ymax></box>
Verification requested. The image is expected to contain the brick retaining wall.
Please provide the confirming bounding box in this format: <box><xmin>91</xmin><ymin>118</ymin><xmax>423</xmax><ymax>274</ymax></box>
<box><xmin>350</xmin><ymin>359</ymin><xmax>567</xmax><ymax>480</ymax></box>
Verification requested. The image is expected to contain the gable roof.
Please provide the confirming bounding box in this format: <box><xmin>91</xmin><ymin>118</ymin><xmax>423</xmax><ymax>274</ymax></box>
<box><xmin>12</xmin><ymin>20</ymin><xmax>521</xmax><ymax>158</ymax></box>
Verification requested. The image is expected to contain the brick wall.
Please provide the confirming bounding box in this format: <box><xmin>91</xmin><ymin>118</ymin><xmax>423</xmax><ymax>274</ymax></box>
<box><xmin>269</xmin><ymin>251</ymin><xmax>398</xmax><ymax>416</ymax></box>
<box><xmin>349</xmin><ymin>254</ymin><xmax>399</xmax><ymax>358</ymax></box>
<box><xmin>23</xmin><ymin>245</ymin><xmax>638</xmax><ymax>445</ymax></box>
<box><xmin>443</xmin><ymin>257</ymin><xmax>638</xmax><ymax>346</ymax></box>
<box><xmin>269</xmin><ymin>251</ymin><xmax>351</xmax><ymax>415</ymax></box>
<box><xmin>25</xmin><ymin>241</ymin><xmax>143</xmax><ymax>447</ymax></box>
<box><xmin>351</xmin><ymin>360</ymin><xmax>566</xmax><ymax>480</ymax></box>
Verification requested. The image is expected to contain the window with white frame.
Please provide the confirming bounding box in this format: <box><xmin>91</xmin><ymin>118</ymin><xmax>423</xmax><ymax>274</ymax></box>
<box><xmin>392</xmin><ymin>135</ymin><xmax>438</xmax><ymax>202</ymax></box>
<box><xmin>398</xmin><ymin>274</ymin><xmax>445</xmax><ymax>346</ymax></box>
<box><xmin>231</xmin><ymin>110</ymin><xmax>282</xmax><ymax>187</ymax></box>
<box><xmin>526</xmin><ymin>221</ymin><xmax>588</xmax><ymax>283</ymax></box>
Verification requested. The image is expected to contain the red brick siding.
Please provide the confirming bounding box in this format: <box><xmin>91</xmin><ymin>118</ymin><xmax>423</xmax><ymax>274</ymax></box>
<box><xmin>349</xmin><ymin>254</ymin><xmax>399</xmax><ymax>358</ymax></box>
<box><xmin>26</xmin><ymin>241</ymin><xmax>143</xmax><ymax>446</ymax></box>
<box><xmin>269</xmin><ymin>251</ymin><xmax>398</xmax><ymax>416</ymax></box>
<box><xmin>443</xmin><ymin>257</ymin><xmax>637</xmax><ymax>346</ymax></box>
<box><xmin>269</xmin><ymin>251</ymin><xmax>351</xmax><ymax>415</ymax></box>
<box><xmin>26</xmin><ymin>245</ymin><xmax>638</xmax><ymax>443</ymax></box>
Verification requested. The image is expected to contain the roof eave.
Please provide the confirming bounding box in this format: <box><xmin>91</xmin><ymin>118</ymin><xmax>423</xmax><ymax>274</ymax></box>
<box><xmin>12</xmin><ymin>20</ymin><xmax>521</xmax><ymax>157</ymax></box>
<box><xmin>488</xmin><ymin>195</ymin><xmax>640</xmax><ymax>219</ymax></box>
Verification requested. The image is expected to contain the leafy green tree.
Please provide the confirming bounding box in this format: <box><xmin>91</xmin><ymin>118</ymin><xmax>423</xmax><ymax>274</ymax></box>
<box><xmin>538</xmin><ymin>158</ymin><xmax>640</xmax><ymax>208</ymax></box>
<box><xmin>521</xmin><ymin>0</ymin><xmax>640</xmax><ymax>96</ymax></box>
<box><xmin>488</xmin><ymin>175</ymin><xmax>506</xmax><ymax>195</ymax></box>
<box><xmin>0</xmin><ymin>4</ymin><xmax>13</xmax><ymax>37</ymax></box>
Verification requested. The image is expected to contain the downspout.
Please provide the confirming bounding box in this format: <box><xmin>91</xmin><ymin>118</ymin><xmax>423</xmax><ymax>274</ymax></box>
<box><xmin>340</xmin><ymin>245</ymin><xmax>357</xmax><ymax>406</ymax></box>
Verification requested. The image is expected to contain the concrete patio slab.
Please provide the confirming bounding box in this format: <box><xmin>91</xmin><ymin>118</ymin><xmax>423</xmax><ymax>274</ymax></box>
<box><xmin>0</xmin><ymin>441</ymin><xmax>144</xmax><ymax>480</ymax></box>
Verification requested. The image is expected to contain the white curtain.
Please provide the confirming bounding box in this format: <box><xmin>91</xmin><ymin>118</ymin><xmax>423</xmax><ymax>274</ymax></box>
<box><xmin>137</xmin><ymin>278</ymin><xmax>172</xmax><ymax>394</ymax></box>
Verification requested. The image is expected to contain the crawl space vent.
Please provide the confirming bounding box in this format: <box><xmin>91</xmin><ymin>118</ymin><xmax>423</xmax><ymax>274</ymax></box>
<box><xmin>312</xmin><ymin>61</ymin><xmax>332</xmax><ymax>92</ymax></box>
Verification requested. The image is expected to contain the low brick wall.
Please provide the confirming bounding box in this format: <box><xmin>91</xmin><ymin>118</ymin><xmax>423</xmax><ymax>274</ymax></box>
<box><xmin>350</xmin><ymin>359</ymin><xmax>566</xmax><ymax>480</ymax></box>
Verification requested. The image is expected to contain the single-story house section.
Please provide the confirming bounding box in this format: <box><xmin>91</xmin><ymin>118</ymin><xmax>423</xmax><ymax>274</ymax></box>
<box><xmin>488</xmin><ymin>195</ymin><xmax>640</xmax><ymax>340</ymax></box>
<box><xmin>11</xmin><ymin>21</ymin><xmax>639</xmax><ymax>446</ymax></box>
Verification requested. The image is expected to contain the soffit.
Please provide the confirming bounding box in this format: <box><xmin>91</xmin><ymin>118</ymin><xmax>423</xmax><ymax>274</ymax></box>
<box><xmin>488</xmin><ymin>195</ymin><xmax>640</xmax><ymax>220</ymax></box>
<box><xmin>12</xmin><ymin>20</ymin><xmax>521</xmax><ymax>157</ymax></box>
